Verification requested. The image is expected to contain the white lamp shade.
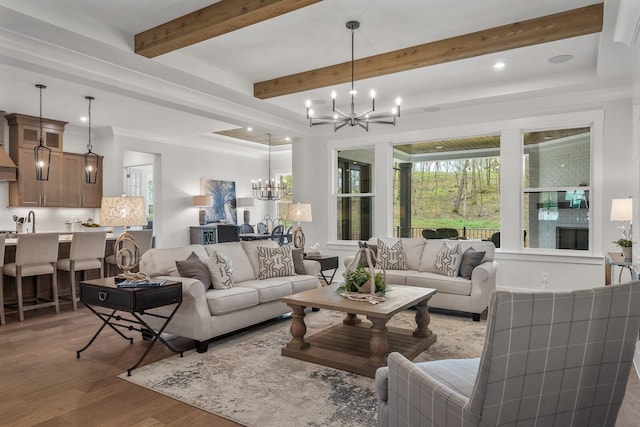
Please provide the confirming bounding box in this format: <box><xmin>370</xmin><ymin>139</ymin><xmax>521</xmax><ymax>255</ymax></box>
<box><xmin>610</xmin><ymin>198</ymin><xmax>632</xmax><ymax>221</ymax></box>
<box><xmin>287</xmin><ymin>203</ymin><xmax>312</xmax><ymax>222</ymax></box>
<box><xmin>100</xmin><ymin>196</ymin><xmax>147</xmax><ymax>226</ymax></box>
<box><xmin>236</xmin><ymin>197</ymin><xmax>255</xmax><ymax>208</ymax></box>
<box><xmin>193</xmin><ymin>195</ymin><xmax>213</xmax><ymax>207</ymax></box>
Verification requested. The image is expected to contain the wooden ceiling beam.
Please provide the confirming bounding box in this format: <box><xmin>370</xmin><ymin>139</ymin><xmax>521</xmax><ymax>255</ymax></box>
<box><xmin>254</xmin><ymin>3</ymin><xmax>603</xmax><ymax>99</ymax></box>
<box><xmin>135</xmin><ymin>0</ymin><xmax>322</xmax><ymax>58</ymax></box>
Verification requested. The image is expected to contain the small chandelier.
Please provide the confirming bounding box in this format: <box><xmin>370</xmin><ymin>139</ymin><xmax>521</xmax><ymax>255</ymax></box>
<box><xmin>252</xmin><ymin>133</ymin><xmax>287</xmax><ymax>201</ymax></box>
<box><xmin>34</xmin><ymin>84</ymin><xmax>51</xmax><ymax>181</ymax></box>
<box><xmin>305</xmin><ymin>21</ymin><xmax>401</xmax><ymax>132</ymax></box>
<box><xmin>83</xmin><ymin>96</ymin><xmax>99</xmax><ymax>184</ymax></box>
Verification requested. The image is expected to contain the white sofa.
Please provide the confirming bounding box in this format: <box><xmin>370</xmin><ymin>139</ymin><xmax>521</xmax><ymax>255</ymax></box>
<box><xmin>345</xmin><ymin>238</ymin><xmax>497</xmax><ymax>321</ymax></box>
<box><xmin>139</xmin><ymin>240</ymin><xmax>321</xmax><ymax>352</ymax></box>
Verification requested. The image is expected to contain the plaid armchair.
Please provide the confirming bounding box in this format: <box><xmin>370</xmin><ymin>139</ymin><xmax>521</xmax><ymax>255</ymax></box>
<box><xmin>376</xmin><ymin>281</ymin><xmax>640</xmax><ymax>426</ymax></box>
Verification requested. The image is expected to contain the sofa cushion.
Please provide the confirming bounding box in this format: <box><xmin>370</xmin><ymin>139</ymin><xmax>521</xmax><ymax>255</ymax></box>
<box><xmin>241</xmin><ymin>240</ymin><xmax>281</xmax><ymax>278</ymax></box>
<box><xmin>382</xmin><ymin>269</ymin><xmax>418</xmax><ymax>286</ymax></box>
<box><xmin>175</xmin><ymin>252</ymin><xmax>212</xmax><ymax>288</ymax></box>
<box><xmin>377</xmin><ymin>239</ymin><xmax>406</xmax><ymax>270</ymax></box>
<box><xmin>141</xmin><ymin>244</ymin><xmax>208</xmax><ymax>277</ymax></box>
<box><xmin>399</xmin><ymin>238</ymin><xmax>426</xmax><ymax>270</ymax></box>
<box><xmin>434</xmin><ymin>241</ymin><xmax>462</xmax><ymax>277</ymax></box>
<box><xmin>406</xmin><ymin>272</ymin><xmax>472</xmax><ymax>296</ymax></box>
<box><xmin>207</xmin><ymin>250</ymin><xmax>234</xmax><ymax>289</ymax></box>
<box><xmin>240</xmin><ymin>278</ymin><xmax>292</xmax><ymax>303</ymax></box>
<box><xmin>257</xmin><ymin>244</ymin><xmax>296</xmax><ymax>279</ymax></box>
<box><xmin>204</xmin><ymin>242</ymin><xmax>255</xmax><ymax>283</ymax></box>
<box><xmin>289</xmin><ymin>275</ymin><xmax>320</xmax><ymax>293</ymax></box>
<box><xmin>205</xmin><ymin>287</ymin><xmax>259</xmax><ymax>315</ymax></box>
<box><xmin>458</xmin><ymin>247</ymin><xmax>486</xmax><ymax>279</ymax></box>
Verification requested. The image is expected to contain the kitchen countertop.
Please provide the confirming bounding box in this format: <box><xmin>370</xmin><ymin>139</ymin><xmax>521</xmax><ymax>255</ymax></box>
<box><xmin>4</xmin><ymin>232</ymin><xmax>118</xmax><ymax>246</ymax></box>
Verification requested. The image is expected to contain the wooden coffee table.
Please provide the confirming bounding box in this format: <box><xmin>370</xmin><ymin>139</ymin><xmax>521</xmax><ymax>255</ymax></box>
<box><xmin>281</xmin><ymin>283</ymin><xmax>437</xmax><ymax>377</ymax></box>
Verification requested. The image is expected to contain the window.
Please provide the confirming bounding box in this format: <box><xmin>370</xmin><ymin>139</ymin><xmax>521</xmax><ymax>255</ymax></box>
<box><xmin>337</xmin><ymin>148</ymin><xmax>374</xmax><ymax>241</ymax></box>
<box><xmin>393</xmin><ymin>135</ymin><xmax>501</xmax><ymax>240</ymax></box>
<box><xmin>522</xmin><ymin>127</ymin><xmax>590</xmax><ymax>250</ymax></box>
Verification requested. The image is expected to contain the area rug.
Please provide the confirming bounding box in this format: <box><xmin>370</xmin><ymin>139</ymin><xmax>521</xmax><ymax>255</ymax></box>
<box><xmin>120</xmin><ymin>310</ymin><xmax>486</xmax><ymax>427</ymax></box>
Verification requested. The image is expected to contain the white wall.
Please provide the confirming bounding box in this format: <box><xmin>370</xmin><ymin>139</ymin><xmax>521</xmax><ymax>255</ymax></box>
<box><xmin>98</xmin><ymin>130</ymin><xmax>287</xmax><ymax>248</ymax></box>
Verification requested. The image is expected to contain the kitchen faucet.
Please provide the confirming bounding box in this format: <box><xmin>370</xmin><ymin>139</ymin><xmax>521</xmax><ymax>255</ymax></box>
<box><xmin>27</xmin><ymin>210</ymin><xmax>35</xmax><ymax>233</ymax></box>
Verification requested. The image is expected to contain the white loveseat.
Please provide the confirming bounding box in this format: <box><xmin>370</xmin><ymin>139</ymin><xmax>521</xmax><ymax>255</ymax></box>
<box><xmin>139</xmin><ymin>240</ymin><xmax>321</xmax><ymax>352</ymax></box>
<box><xmin>345</xmin><ymin>238</ymin><xmax>497</xmax><ymax>321</ymax></box>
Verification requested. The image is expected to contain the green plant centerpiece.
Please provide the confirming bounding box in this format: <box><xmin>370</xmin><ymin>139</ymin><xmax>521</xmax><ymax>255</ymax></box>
<box><xmin>614</xmin><ymin>238</ymin><xmax>632</xmax><ymax>248</ymax></box>
<box><xmin>338</xmin><ymin>265</ymin><xmax>387</xmax><ymax>295</ymax></box>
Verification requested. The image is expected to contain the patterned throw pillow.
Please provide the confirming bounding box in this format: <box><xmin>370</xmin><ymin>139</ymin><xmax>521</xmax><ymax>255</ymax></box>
<box><xmin>257</xmin><ymin>244</ymin><xmax>296</xmax><ymax>279</ymax></box>
<box><xmin>377</xmin><ymin>239</ymin><xmax>406</xmax><ymax>270</ymax></box>
<box><xmin>206</xmin><ymin>250</ymin><xmax>234</xmax><ymax>289</ymax></box>
<box><xmin>434</xmin><ymin>241</ymin><xmax>462</xmax><ymax>277</ymax></box>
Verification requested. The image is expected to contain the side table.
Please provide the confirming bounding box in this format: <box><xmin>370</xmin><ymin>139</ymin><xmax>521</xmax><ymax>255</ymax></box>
<box><xmin>304</xmin><ymin>254</ymin><xmax>339</xmax><ymax>286</ymax></box>
<box><xmin>76</xmin><ymin>277</ymin><xmax>183</xmax><ymax>376</ymax></box>
<box><xmin>605</xmin><ymin>252</ymin><xmax>633</xmax><ymax>286</ymax></box>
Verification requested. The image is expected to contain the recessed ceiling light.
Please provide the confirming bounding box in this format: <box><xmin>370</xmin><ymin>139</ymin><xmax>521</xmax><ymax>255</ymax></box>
<box><xmin>436</xmin><ymin>146</ymin><xmax>443</xmax><ymax>149</ymax></box>
<box><xmin>80</xmin><ymin>116</ymin><xmax>88</xmax><ymax>122</ymax></box>
<box><xmin>246</xmin><ymin>127</ymin><xmax>253</xmax><ymax>131</ymax></box>
<box><xmin>285</xmin><ymin>137</ymin><xmax>291</xmax><ymax>142</ymax></box>
<box><xmin>548</xmin><ymin>54</ymin><xmax>573</xmax><ymax>64</ymax></box>
<box><xmin>493</xmin><ymin>61</ymin><xmax>506</xmax><ymax>70</ymax></box>
<box><xmin>423</xmin><ymin>107</ymin><xmax>441</xmax><ymax>113</ymax></box>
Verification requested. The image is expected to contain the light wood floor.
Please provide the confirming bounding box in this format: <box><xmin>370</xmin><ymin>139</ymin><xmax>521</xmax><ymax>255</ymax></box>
<box><xmin>1</xmin><ymin>306</ymin><xmax>638</xmax><ymax>426</ymax></box>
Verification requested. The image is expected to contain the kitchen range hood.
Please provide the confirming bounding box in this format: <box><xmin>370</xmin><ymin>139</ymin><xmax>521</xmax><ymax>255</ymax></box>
<box><xmin>0</xmin><ymin>146</ymin><xmax>17</xmax><ymax>181</ymax></box>
<box><xmin>0</xmin><ymin>111</ymin><xmax>17</xmax><ymax>181</ymax></box>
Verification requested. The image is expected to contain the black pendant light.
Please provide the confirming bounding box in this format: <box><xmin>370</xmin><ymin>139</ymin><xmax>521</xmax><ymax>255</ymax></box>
<box><xmin>34</xmin><ymin>84</ymin><xmax>51</xmax><ymax>181</ymax></box>
<box><xmin>83</xmin><ymin>96</ymin><xmax>99</xmax><ymax>184</ymax></box>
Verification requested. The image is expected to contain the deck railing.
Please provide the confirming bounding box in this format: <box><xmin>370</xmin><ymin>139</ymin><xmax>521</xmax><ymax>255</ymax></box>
<box><xmin>393</xmin><ymin>227</ymin><xmax>500</xmax><ymax>241</ymax></box>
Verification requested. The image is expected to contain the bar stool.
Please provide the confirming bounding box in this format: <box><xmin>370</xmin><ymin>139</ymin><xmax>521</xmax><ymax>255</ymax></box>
<box><xmin>3</xmin><ymin>233</ymin><xmax>60</xmax><ymax>322</ymax></box>
<box><xmin>105</xmin><ymin>229</ymin><xmax>153</xmax><ymax>276</ymax></box>
<box><xmin>57</xmin><ymin>231</ymin><xmax>107</xmax><ymax>311</ymax></box>
<box><xmin>0</xmin><ymin>234</ymin><xmax>6</xmax><ymax>325</ymax></box>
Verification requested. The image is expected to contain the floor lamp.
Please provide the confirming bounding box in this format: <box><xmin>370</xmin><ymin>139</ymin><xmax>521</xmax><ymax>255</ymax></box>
<box><xmin>100</xmin><ymin>196</ymin><xmax>148</xmax><ymax>277</ymax></box>
<box><xmin>287</xmin><ymin>203</ymin><xmax>312</xmax><ymax>249</ymax></box>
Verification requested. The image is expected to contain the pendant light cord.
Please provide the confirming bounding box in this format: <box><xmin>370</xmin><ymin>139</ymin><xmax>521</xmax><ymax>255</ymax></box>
<box><xmin>87</xmin><ymin>96</ymin><xmax>93</xmax><ymax>152</ymax></box>
<box><xmin>38</xmin><ymin>85</ymin><xmax>44</xmax><ymax>147</ymax></box>
<box><xmin>267</xmin><ymin>133</ymin><xmax>272</xmax><ymax>182</ymax></box>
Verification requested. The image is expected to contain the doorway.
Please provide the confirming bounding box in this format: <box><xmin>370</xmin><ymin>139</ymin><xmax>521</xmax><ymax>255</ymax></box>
<box><xmin>123</xmin><ymin>151</ymin><xmax>154</xmax><ymax>230</ymax></box>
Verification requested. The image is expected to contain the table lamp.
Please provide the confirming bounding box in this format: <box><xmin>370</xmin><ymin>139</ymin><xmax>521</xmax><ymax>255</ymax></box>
<box><xmin>287</xmin><ymin>203</ymin><xmax>312</xmax><ymax>249</ymax></box>
<box><xmin>100</xmin><ymin>196</ymin><xmax>147</xmax><ymax>276</ymax></box>
<box><xmin>193</xmin><ymin>195</ymin><xmax>213</xmax><ymax>226</ymax></box>
<box><xmin>236</xmin><ymin>197</ymin><xmax>255</xmax><ymax>224</ymax></box>
<box><xmin>610</xmin><ymin>197</ymin><xmax>633</xmax><ymax>260</ymax></box>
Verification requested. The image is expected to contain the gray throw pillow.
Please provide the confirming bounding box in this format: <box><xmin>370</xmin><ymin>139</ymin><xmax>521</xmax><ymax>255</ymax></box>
<box><xmin>357</xmin><ymin>241</ymin><xmax>377</xmax><ymax>267</ymax></box>
<box><xmin>175</xmin><ymin>252</ymin><xmax>212</xmax><ymax>289</ymax></box>
<box><xmin>291</xmin><ymin>247</ymin><xmax>306</xmax><ymax>275</ymax></box>
<box><xmin>458</xmin><ymin>247</ymin><xmax>486</xmax><ymax>279</ymax></box>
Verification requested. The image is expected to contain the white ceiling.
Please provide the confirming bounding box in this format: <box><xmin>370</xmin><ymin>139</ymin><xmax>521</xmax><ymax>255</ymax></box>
<box><xmin>0</xmin><ymin>0</ymin><xmax>632</xmax><ymax>144</ymax></box>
